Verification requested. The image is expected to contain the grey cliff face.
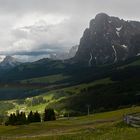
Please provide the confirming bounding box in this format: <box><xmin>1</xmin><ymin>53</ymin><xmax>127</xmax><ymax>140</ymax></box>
<box><xmin>74</xmin><ymin>13</ymin><xmax>140</xmax><ymax>66</ymax></box>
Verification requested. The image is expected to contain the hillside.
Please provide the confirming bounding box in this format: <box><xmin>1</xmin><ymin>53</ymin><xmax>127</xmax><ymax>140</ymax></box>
<box><xmin>0</xmin><ymin>56</ymin><xmax>140</xmax><ymax>116</ymax></box>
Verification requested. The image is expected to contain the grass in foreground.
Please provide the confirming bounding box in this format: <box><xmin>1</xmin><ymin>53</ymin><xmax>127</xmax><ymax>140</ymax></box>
<box><xmin>0</xmin><ymin>106</ymin><xmax>140</xmax><ymax>140</ymax></box>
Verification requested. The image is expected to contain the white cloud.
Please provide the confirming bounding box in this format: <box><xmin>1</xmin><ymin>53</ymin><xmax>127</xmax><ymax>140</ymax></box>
<box><xmin>0</xmin><ymin>0</ymin><xmax>139</xmax><ymax>61</ymax></box>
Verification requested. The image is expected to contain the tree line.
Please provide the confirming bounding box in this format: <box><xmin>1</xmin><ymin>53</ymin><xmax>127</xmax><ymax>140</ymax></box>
<box><xmin>5</xmin><ymin>108</ymin><xmax>56</xmax><ymax>126</ymax></box>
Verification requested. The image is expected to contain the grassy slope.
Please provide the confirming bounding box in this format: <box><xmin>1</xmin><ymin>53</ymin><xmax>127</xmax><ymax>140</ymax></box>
<box><xmin>0</xmin><ymin>101</ymin><xmax>15</xmax><ymax>115</ymax></box>
<box><xmin>1</xmin><ymin>59</ymin><xmax>140</xmax><ymax>139</ymax></box>
<box><xmin>0</xmin><ymin>106</ymin><xmax>140</xmax><ymax>140</ymax></box>
<box><xmin>7</xmin><ymin>78</ymin><xmax>113</xmax><ymax>114</ymax></box>
<box><xmin>118</xmin><ymin>59</ymin><xmax>140</xmax><ymax>69</ymax></box>
<box><xmin>21</xmin><ymin>74</ymin><xmax>69</xmax><ymax>84</ymax></box>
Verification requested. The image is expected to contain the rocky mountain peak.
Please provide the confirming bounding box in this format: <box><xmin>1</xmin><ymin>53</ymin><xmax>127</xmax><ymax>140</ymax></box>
<box><xmin>74</xmin><ymin>13</ymin><xmax>140</xmax><ymax>66</ymax></box>
<box><xmin>94</xmin><ymin>13</ymin><xmax>109</xmax><ymax>23</ymax></box>
<box><xmin>50</xmin><ymin>45</ymin><xmax>78</xmax><ymax>60</ymax></box>
<box><xmin>0</xmin><ymin>56</ymin><xmax>21</xmax><ymax>69</ymax></box>
<box><xmin>3</xmin><ymin>56</ymin><xmax>17</xmax><ymax>62</ymax></box>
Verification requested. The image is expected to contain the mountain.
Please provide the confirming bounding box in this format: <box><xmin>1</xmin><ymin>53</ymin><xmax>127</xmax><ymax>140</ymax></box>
<box><xmin>50</xmin><ymin>45</ymin><xmax>78</xmax><ymax>60</ymax></box>
<box><xmin>68</xmin><ymin>45</ymin><xmax>78</xmax><ymax>58</ymax></box>
<box><xmin>1</xmin><ymin>13</ymin><xmax>140</xmax><ymax>84</ymax></box>
<box><xmin>0</xmin><ymin>56</ymin><xmax>21</xmax><ymax>69</ymax></box>
<box><xmin>74</xmin><ymin>13</ymin><xmax>140</xmax><ymax>66</ymax></box>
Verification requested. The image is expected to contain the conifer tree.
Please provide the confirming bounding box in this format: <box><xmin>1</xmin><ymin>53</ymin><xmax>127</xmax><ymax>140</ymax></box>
<box><xmin>34</xmin><ymin>111</ymin><xmax>41</xmax><ymax>122</ymax></box>
<box><xmin>27</xmin><ymin>111</ymin><xmax>34</xmax><ymax>123</ymax></box>
<box><xmin>43</xmin><ymin>108</ymin><xmax>56</xmax><ymax>121</ymax></box>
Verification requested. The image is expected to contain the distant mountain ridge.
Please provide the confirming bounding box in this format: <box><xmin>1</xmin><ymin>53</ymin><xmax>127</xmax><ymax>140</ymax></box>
<box><xmin>0</xmin><ymin>56</ymin><xmax>21</xmax><ymax>69</ymax></box>
<box><xmin>74</xmin><ymin>13</ymin><xmax>140</xmax><ymax>66</ymax></box>
<box><xmin>50</xmin><ymin>45</ymin><xmax>78</xmax><ymax>60</ymax></box>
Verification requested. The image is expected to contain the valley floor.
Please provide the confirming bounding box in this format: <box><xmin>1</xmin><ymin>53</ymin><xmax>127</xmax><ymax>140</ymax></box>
<box><xmin>0</xmin><ymin>106</ymin><xmax>140</xmax><ymax>140</ymax></box>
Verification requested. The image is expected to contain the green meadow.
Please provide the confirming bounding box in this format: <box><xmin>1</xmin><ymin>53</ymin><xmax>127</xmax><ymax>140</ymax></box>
<box><xmin>6</xmin><ymin>78</ymin><xmax>113</xmax><ymax>114</ymax></box>
<box><xmin>0</xmin><ymin>106</ymin><xmax>139</xmax><ymax>140</ymax></box>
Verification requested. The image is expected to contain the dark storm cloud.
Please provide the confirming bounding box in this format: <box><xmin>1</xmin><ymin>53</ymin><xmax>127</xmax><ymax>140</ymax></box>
<box><xmin>0</xmin><ymin>0</ymin><xmax>140</xmax><ymax>61</ymax></box>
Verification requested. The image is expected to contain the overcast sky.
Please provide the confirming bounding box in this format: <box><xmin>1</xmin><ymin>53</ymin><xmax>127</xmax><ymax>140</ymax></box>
<box><xmin>0</xmin><ymin>0</ymin><xmax>140</xmax><ymax>61</ymax></box>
